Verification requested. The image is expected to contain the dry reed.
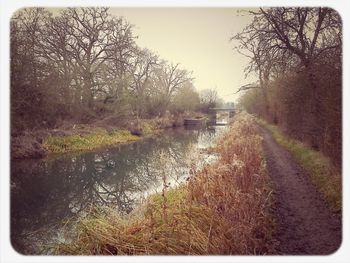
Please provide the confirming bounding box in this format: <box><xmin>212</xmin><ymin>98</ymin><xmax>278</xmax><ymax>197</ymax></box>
<box><xmin>55</xmin><ymin>112</ymin><xmax>276</xmax><ymax>255</ymax></box>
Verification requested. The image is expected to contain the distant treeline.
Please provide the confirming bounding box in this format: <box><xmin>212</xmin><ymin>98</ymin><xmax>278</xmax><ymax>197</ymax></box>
<box><xmin>11</xmin><ymin>8</ymin><xmax>224</xmax><ymax>134</ymax></box>
<box><xmin>234</xmin><ymin>8</ymin><xmax>342</xmax><ymax>168</ymax></box>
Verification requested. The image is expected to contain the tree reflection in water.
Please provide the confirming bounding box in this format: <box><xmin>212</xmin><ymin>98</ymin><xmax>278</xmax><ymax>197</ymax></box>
<box><xmin>11</xmin><ymin>126</ymin><xmax>222</xmax><ymax>254</ymax></box>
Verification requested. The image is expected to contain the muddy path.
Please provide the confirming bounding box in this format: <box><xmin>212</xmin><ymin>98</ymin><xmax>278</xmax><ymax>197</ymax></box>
<box><xmin>260</xmin><ymin>127</ymin><xmax>341</xmax><ymax>255</ymax></box>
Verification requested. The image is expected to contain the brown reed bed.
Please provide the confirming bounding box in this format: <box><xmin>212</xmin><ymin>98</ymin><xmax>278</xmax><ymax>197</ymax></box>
<box><xmin>55</xmin><ymin>112</ymin><xmax>276</xmax><ymax>255</ymax></box>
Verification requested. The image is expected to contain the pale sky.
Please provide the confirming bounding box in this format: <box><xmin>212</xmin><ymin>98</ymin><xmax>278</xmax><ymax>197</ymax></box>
<box><xmin>111</xmin><ymin>8</ymin><xmax>256</xmax><ymax>103</ymax></box>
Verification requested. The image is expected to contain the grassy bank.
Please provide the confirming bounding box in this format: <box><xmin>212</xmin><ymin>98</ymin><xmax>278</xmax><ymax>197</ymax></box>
<box><xmin>257</xmin><ymin>119</ymin><xmax>341</xmax><ymax>213</ymax></box>
<box><xmin>12</xmin><ymin>112</ymin><xmax>193</xmax><ymax>159</ymax></box>
<box><xmin>54</xmin><ymin>113</ymin><xmax>276</xmax><ymax>255</ymax></box>
<box><xmin>43</xmin><ymin>129</ymin><xmax>140</xmax><ymax>154</ymax></box>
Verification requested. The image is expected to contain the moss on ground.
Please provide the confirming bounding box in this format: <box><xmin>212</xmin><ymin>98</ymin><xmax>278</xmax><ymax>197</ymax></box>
<box><xmin>257</xmin><ymin>119</ymin><xmax>341</xmax><ymax>213</ymax></box>
<box><xmin>43</xmin><ymin>129</ymin><xmax>140</xmax><ymax>154</ymax></box>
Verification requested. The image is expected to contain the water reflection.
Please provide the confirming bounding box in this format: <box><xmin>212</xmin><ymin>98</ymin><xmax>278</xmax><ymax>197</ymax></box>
<box><xmin>11</xmin><ymin>126</ymin><xmax>224</xmax><ymax>254</ymax></box>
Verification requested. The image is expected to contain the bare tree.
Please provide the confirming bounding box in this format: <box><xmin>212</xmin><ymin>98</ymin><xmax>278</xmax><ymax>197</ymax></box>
<box><xmin>10</xmin><ymin>7</ymin><xmax>201</xmax><ymax>133</ymax></box>
<box><xmin>128</xmin><ymin>48</ymin><xmax>159</xmax><ymax>117</ymax></box>
<box><xmin>233</xmin><ymin>7</ymin><xmax>341</xmax><ymax>90</ymax></box>
<box><xmin>99</xmin><ymin>15</ymin><xmax>136</xmax><ymax>107</ymax></box>
<box><xmin>60</xmin><ymin>8</ymin><xmax>117</xmax><ymax>107</ymax></box>
<box><xmin>40</xmin><ymin>13</ymin><xmax>76</xmax><ymax>108</ymax></box>
<box><xmin>199</xmin><ymin>89</ymin><xmax>218</xmax><ymax>107</ymax></box>
<box><xmin>152</xmin><ymin>62</ymin><xmax>194</xmax><ymax>114</ymax></box>
<box><xmin>233</xmin><ymin>7</ymin><xmax>342</xmax><ymax>148</ymax></box>
<box><xmin>10</xmin><ymin>8</ymin><xmax>52</xmax><ymax>130</ymax></box>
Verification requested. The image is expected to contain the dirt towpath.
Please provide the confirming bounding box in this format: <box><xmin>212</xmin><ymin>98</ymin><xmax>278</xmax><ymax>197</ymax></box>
<box><xmin>260</xmin><ymin>127</ymin><xmax>341</xmax><ymax>255</ymax></box>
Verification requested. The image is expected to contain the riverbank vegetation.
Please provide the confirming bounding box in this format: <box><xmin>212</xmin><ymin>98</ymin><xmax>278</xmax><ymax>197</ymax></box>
<box><xmin>233</xmin><ymin>8</ymin><xmax>342</xmax><ymax>171</ymax></box>
<box><xmin>258</xmin><ymin>119</ymin><xmax>341</xmax><ymax>213</ymax></box>
<box><xmin>11</xmin><ymin>110</ymin><xmax>199</xmax><ymax>158</ymax></box>
<box><xmin>11</xmin><ymin>8</ymin><xmax>229</xmax><ymax>159</ymax></box>
<box><xmin>43</xmin><ymin>129</ymin><xmax>139</xmax><ymax>154</ymax></box>
<box><xmin>54</xmin><ymin>113</ymin><xmax>276</xmax><ymax>255</ymax></box>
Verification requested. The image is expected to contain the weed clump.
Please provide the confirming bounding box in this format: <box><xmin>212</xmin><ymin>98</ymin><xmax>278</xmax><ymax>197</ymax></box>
<box><xmin>55</xmin><ymin>113</ymin><xmax>276</xmax><ymax>255</ymax></box>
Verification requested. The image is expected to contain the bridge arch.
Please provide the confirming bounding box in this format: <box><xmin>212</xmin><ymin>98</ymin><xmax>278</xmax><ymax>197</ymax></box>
<box><xmin>208</xmin><ymin>107</ymin><xmax>235</xmax><ymax>125</ymax></box>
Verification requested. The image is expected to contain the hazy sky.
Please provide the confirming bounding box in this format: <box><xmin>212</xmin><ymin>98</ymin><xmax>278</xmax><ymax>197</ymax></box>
<box><xmin>110</xmin><ymin>8</ymin><xmax>257</xmax><ymax>103</ymax></box>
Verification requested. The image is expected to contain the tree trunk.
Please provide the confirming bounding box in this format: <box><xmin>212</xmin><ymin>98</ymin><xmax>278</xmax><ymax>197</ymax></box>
<box><xmin>83</xmin><ymin>72</ymin><xmax>94</xmax><ymax>109</ymax></box>
<box><xmin>306</xmin><ymin>66</ymin><xmax>323</xmax><ymax>150</ymax></box>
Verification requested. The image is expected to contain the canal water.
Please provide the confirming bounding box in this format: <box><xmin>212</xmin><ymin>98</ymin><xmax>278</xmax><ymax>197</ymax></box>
<box><xmin>11</xmin><ymin>125</ymin><xmax>226</xmax><ymax>254</ymax></box>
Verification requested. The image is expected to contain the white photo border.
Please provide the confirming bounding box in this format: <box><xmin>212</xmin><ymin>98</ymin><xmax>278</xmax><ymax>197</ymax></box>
<box><xmin>1</xmin><ymin>1</ymin><xmax>348</xmax><ymax>263</ymax></box>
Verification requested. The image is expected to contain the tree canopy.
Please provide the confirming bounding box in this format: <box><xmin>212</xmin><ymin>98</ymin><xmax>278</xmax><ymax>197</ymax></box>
<box><xmin>11</xmin><ymin>8</ymin><xmax>210</xmax><ymax>133</ymax></box>
<box><xmin>234</xmin><ymin>7</ymin><xmax>342</xmax><ymax>167</ymax></box>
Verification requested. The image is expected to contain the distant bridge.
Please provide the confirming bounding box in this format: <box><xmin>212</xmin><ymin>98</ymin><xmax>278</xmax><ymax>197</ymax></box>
<box><xmin>208</xmin><ymin>107</ymin><xmax>235</xmax><ymax>125</ymax></box>
<box><xmin>209</xmin><ymin>107</ymin><xmax>235</xmax><ymax>113</ymax></box>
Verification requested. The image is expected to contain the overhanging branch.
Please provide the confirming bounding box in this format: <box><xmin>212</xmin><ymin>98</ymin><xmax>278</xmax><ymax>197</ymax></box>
<box><xmin>234</xmin><ymin>83</ymin><xmax>261</xmax><ymax>94</ymax></box>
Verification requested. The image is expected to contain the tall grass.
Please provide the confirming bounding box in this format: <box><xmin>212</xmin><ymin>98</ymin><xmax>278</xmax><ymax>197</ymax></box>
<box><xmin>257</xmin><ymin>119</ymin><xmax>341</xmax><ymax>213</ymax></box>
<box><xmin>55</xmin><ymin>113</ymin><xmax>276</xmax><ymax>255</ymax></box>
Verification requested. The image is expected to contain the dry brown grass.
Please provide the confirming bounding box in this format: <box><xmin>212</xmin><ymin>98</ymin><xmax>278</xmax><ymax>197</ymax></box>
<box><xmin>55</xmin><ymin>112</ymin><xmax>276</xmax><ymax>255</ymax></box>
